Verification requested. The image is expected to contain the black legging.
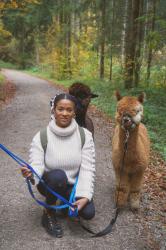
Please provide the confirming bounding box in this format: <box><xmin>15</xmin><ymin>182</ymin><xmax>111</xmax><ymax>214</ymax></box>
<box><xmin>37</xmin><ymin>169</ymin><xmax>95</xmax><ymax>220</ymax></box>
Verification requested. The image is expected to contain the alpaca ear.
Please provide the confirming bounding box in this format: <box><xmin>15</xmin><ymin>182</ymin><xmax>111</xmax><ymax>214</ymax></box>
<box><xmin>115</xmin><ymin>90</ymin><xmax>122</xmax><ymax>101</ymax></box>
<box><xmin>138</xmin><ymin>92</ymin><xmax>146</xmax><ymax>103</ymax></box>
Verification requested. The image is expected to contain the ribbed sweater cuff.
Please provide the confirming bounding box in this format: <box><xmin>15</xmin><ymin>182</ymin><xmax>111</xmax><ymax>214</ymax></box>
<box><xmin>75</xmin><ymin>191</ymin><xmax>93</xmax><ymax>202</ymax></box>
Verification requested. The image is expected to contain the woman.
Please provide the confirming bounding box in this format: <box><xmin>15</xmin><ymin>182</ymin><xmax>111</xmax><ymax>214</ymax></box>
<box><xmin>21</xmin><ymin>93</ymin><xmax>95</xmax><ymax>238</ymax></box>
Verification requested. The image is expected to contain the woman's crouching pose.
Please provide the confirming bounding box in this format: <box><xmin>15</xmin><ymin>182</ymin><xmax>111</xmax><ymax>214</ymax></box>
<box><xmin>21</xmin><ymin>93</ymin><xmax>95</xmax><ymax>237</ymax></box>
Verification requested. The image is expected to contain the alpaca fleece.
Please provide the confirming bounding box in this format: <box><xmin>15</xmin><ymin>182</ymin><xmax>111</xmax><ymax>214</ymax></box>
<box><xmin>112</xmin><ymin>92</ymin><xmax>150</xmax><ymax>209</ymax></box>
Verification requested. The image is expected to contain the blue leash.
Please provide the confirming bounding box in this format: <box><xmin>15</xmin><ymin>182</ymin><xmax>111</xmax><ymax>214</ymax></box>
<box><xmin>0</xmin><ymin>143</ymin><xmax>78</xmax><ymax>217</ymax></box>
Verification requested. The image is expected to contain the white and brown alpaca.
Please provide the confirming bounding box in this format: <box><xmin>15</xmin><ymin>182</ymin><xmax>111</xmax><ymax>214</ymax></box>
<box><xmin>112</xmin><ymin>91</ymin><xmax>150</xmax><ymax>209</ymax></box>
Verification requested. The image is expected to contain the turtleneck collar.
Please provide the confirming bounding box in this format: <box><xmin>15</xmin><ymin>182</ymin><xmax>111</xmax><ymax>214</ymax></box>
<box><xmin>49</xmin><ymin>117</ymin><xmax>77</xmax><ymax>137</ymax></box>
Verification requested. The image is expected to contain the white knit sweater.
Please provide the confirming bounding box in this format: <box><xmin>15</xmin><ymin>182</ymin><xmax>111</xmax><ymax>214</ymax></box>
<box><xmin>29</xmin><ymin>118</ymin><xmax>95</xmax><ymax>201</ymax></box>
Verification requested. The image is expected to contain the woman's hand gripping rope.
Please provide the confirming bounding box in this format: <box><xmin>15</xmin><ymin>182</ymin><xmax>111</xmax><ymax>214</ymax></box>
<box><xmin>21</xmin><ymin>165</ymin><xmax>35</xmax><ymax>185</ymax></box>
<box><xmin>72</xmin><ymin>197</ymin><xmax>89</xmax><ymax>211</ymax></box>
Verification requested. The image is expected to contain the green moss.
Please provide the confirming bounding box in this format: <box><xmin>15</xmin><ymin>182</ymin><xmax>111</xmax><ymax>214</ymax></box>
<box><xmin>0</xmin><ymin>74</ymin><xmax>5</xmax><ymax>85</ymax></box>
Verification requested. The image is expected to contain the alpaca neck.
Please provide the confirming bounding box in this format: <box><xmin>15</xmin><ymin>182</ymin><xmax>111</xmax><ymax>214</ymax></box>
<box><xmin>76</xmin><ymin>111</ymin><xmax>86</xmax><ymax>127</ymax></box>
<box><xmin>118</xmin><ymin>124</ymin><xmax>140</xmax><ymax>149</ymax></box>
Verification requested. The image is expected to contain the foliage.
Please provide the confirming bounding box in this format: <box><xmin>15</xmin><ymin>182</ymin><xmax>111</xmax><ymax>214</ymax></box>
<box><xmin>0</xmin><ymin>72</ymin><xmax>5</xmax><ymax>100</ymax></box>
<box><xmin>0</xmin><ymin>60</ymin><xmax>19</xmax><ymax>69</ymax></box>
<box><xmin>0</xmin><ymin>0</ymin><xmax>165</xmax><ymax>81</ymax></box>
<box><xmin>0</xmin><ymin>20</ymin><xmax>12</xmax><ymax>45</ymax></box>
<box><xmin>0</xmin><ymin>73</ymin><xmax>5</xmax><ymax>85</ymax></box>
<box><xmin>0</xmin><ymin>0</ymin><xmax>39</xmax><ymax>10</ymax></box>
<box><xmin>145</xmin><ymin>31</ymin><xmax>162</xmax><ymax>50</ymax></box>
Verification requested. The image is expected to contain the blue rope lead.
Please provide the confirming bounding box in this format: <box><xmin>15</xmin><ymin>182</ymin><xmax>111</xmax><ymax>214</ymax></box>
<box><xmin>0</xmin><ymin>143</ymin><xmax>78</xmax><ymax>216</ymax></box>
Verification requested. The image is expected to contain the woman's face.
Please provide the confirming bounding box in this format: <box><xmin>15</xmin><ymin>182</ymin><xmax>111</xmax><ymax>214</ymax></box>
<box><xmin>54</xmin><ymin>99</ymin><xmax>75</xmax><ymax>128</ymax></box>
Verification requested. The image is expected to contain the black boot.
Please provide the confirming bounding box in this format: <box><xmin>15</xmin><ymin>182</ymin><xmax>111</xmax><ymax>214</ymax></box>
<box><xmin>41</xmin><ymin>209</ymin><xmax>63</xmax><ymax>238</ymax></box>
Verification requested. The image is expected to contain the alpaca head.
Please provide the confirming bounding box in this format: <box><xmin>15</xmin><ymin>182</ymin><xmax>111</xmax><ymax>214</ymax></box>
<box><xmin>69</xmin><ymin>82</ymin><xmax>98</xmax><ymax>111</ymax></box>
<box><xmin>115</xmin><ymin>91</ymin><xmax>145</xmax><ymax>130</ymax></box>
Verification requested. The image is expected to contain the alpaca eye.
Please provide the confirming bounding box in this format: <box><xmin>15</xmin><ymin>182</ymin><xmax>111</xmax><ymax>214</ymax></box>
<box><xmin>136</xmin><ymin>109</ymin><xmax>141</xmax><ymax>114</ymax></box>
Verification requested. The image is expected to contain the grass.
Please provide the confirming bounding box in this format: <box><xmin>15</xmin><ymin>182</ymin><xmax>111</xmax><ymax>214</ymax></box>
<box><xmin>0</xmin><ymin>73</ymin><xmax>5</xmax><ymax>84</ymax></box>
<box><xmin>0</xmin><ymin>60</ymin><xmax>19</xmax><ymax>70</ymax></box>
<box><xmin>0</xmin><ymin>72</ymin><xmax>5</xmax><ymax>100</ymax></box>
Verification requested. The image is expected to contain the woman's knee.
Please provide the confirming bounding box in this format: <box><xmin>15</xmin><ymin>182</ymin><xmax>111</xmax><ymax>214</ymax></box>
<box><xmin>79</xmin><ymin>200</ymin><xmax>95</xmax><ymax>220</ymax></box>
<box><xmin>45</xmin><ymin>169</ymin><xmax>68</xmax><ymax>188</ymax></box>
<box><xmin>37</xmin><ymin>169</ymin><xmax>68</xmax><ymax>195</ymax></box>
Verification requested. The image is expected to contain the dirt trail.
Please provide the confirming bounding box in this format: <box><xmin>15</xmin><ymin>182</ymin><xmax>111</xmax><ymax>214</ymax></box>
<box><xmin>0</xmin><ymin>69</ymin><xmax>153</xmax><ymax>250</ymax></box>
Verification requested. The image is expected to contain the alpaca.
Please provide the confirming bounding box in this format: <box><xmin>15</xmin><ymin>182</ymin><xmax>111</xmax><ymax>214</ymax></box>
<box><xmin>112</xmin><ymin>91</ymin><xmax>150</xmax><ymax>209</ymax></box>
<box><xmin>69</xmin><ymin>82</ymin><xmax>98</xmax><ymax>138</ymax></box>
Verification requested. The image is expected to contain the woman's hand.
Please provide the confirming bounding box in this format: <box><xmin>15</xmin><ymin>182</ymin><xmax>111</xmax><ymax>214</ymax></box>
<box><xmin>73</xmin><ymin>197</ymin><xmax>89</xmax><ymax>211</ymax></box>
<box><xmin>21</xmin><ymin>166</ymin><xmax>32</xmax><ymax>178</ymax></box>
<box><xmin>21</xmin><ymin>166</ymin><xmax>35</xmax><ymax>184</ymax></box>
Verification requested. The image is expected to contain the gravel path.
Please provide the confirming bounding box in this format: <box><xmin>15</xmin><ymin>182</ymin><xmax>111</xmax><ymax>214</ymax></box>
<box><xmin>0</xmin><ymin>69</ymin><xmax>152</xmax><ymax>250</ymax></box>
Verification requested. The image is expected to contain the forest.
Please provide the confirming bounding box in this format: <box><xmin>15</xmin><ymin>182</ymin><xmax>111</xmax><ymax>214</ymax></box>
<box><xmin>0</xmin><ymin>0</ymin><xmax>166</xmax><ymax>159</ymax></box>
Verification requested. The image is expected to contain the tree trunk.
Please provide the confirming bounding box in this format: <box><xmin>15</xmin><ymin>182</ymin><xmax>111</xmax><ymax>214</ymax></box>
<box><xmin>134</xmin><ymin>0</ymin><xmax>144</xmax><ymax>87</ymax></box>
<box><xmin>109</xmin><ymin>0</ymin><xmax>115</xmax><ymax>81</ymax></box>
<box><xmin>146</xmin><ymin>0</ymin><xmax>156</xmax><ymax>84</ymax></box>
<box><xmin>121</xmin><ymin>0</ymin><xmax>129</xmax><ymax>67</ymax></box>
<box><xmin>62</xmin><ymin>0</ymin><xmax>72</xmax><ymax>77</ymax></box>
<box><xmin>124</xmin><ymin>0</ymin><xmax>140</xmax><ymax>89</ymax></box>
<box><xmin>123</xmin><ymin>0</ymin><xmax>132</xmax><ymax>88</ymax></box>
<box><xmin>20</xmin><ymin>21</ymin><xmax>25</xmax><ymax>69</ymax></box>
<box><xmin>99</xmin><ymin>0</ymin><xmax>106</xmax><ymax>79</ymax></box>
<box><xmin>143</xmin><ymin>0</ymin><xmax>149</xmax><ymax>59</ymax></box>
<box><xmin>36</xmin><ymin>45</ymin><xmax>40</xmax><ymax>65</ymax></box>
<box><xmin>66</xmin><ymin>13</ymin><xmax>72</xmax><ymax>76</ymax></box>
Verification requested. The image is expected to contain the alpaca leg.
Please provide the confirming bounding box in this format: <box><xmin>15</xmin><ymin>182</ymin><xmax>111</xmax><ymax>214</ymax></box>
<box><xmin>129</xmin><ymin>171</ymin><xmax>144</xmax><ymax>209</ymax></box>
<box><xmin>115</xmin><ymin>171</ymin><xmax>130</xmax><ymax>208</ymax></box>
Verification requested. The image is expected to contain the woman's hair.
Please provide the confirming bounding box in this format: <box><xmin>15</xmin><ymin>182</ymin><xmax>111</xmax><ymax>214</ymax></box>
<box><xmin>50</xmin><ymin>93</ymin><xmax>77</xmax><ymax>112</ymax></box>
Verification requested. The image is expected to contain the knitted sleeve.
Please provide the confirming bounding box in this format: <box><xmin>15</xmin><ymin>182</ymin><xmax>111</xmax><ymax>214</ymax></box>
<box><xmin>29</xmin><ymin>131</ymin><xmax>45</xmax><ymax>185</ymax></box>
<box><xmin>75</xmin><ymin>129</ymin><xmax>95</xmax><ymax>201</ymax></box>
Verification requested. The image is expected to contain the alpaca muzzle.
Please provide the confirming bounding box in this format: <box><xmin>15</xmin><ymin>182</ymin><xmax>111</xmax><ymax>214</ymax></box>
<box><xmin>121</xmin><ymin>114</ymin><xmax>136</xmax><ymax>130</ymax></box>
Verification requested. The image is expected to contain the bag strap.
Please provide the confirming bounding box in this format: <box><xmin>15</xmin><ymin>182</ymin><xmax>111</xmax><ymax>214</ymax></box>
<box><xmin>40</xmin><ymin>128</ymin><xmax>48</xmax><ymax>154</ymax></box>
<box><xmin>40</xmin><ymin>125</ymin><xmax>85</xmax><ymax>153</ymax></box>
<box><xmin>78</xmin><ymin>126</ymin><xmax>85</xmax><ymax>148</ymax></box>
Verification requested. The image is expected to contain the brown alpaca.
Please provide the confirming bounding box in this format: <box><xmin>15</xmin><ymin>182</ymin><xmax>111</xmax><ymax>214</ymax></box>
<box><xmin>69</xmin><ymin>82</ymin><xmax>98</xmax><ymax>138</ymax></box>
<box><xmin>112</xmin><ymin>91</ymin><xmax>150</xmax><ymax>209</ymax></box>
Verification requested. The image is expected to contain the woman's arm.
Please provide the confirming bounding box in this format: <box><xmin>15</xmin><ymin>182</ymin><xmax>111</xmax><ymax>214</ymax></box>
<box><xmin>28</xmin><ymin>131</ymin><xmax>45</xmax><ymax>185</ymax></box>
<box><xmin>75</xmin><ymin>129</ymin><xmax>95</xmax><ymax>201</ymax></box>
